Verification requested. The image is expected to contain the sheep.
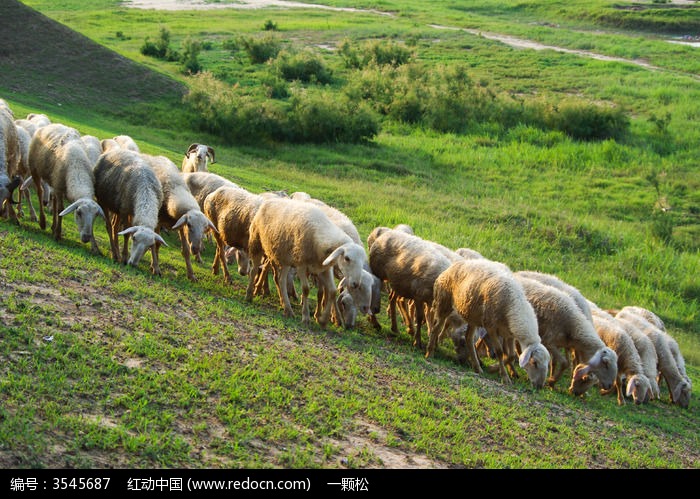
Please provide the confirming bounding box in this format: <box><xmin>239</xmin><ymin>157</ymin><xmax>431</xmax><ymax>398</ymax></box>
<box><xmin>100</xmin><ymin>138</ymin><xmax>120</xmax><ymax>152</ymax></box>
<box><xmin>93</xmin><ymin>148</ymin><xmax>166</xmax><ymax>273</ymax></box>
<box><xmin>0</xmin><ymin>99</ymin><xmax>21</xmax><ymax>222</ymax></box>
<box><xmin>245</xmin><ymin>196</ymin><xmax>368</xmax><ymax>328</ymax></box>
<box><xmin>113</xmin><ymin>135</ymin><xmax>140</xmax><ymax>152</ymax></box>
<box><xmin>428</xmin><ymin>258</ymin><xmax>551</xmax><ymax>388</ymax></box>
<box><xmin>615</xmin><ymin>307</ymin><xmax>691</xmax><ymax>407</ymax></box>
<box><xmin>570</xmin><ymin>307</ymin><xmax>653</xmax><ymax>405</ymax></box>
<box><xmin>142</xmin><ymin>153</ymin><xmax>217</xmax><ymax>281</ymax></box>
<box><xmin>455</xmin><ymin>247</ymin><xmax>485</xmax><ymax>260</ymax></box>
<box><xmin>202</xmin><ymin>185</ymin><xmax>265</xmax><ymax>284</ymax></box>
<box><xmin>335</xmin><ymin>273</ymin><xmax>373</xmax><ymax>329</ymax></box>
<box><xmin>9</xmin><ymin>121</ymin><xmax>36</xmax><ymax>221</ymax></box>
<box><xmin>25</xmin><ymin>123</ymin><xmax>105</xmax><ymax>253</ymax></box>
<box><xmin>182</xmin><ymin>171</ymin><xmax>240</xmax><ymax>263</ymax></box>
<box><xmin>513</xmin><ymin>274</ymin><xmax>617</xmax><ymax>392</ymax></box>
<box><xmin>80</xmin><ymin>135</ymin><xmax>103</xmax><ymax>168</ymax></box>
<box><xmin>608</xmin><ymin>311</ymin><xmax>662</xmax><ymax>401</ymax></box>
<box><xmin>369</xmin><ymin>228</ymin><xmax>453</xmax><ymax>350</ymax></box>
<box><xmin>181</xmin><ymin>143</ymin><xmax>215</xmax><ymax>173</ymax></box>
<box><xmin>14</xmin><ymin>118</ymin><xmax>37</xmax><ymax>137</ymax></box>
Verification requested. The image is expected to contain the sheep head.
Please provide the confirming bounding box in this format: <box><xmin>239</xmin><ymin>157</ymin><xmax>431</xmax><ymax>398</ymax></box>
<box><xmin>172</xmin><ymin>210</ymin><xmax>217</xmax><ymax>258</ymax></box>
<box><xmin>118</xmin><ymin>225</ymin><xmax>167</xmax><ymax>267</ymax></box>
<box><xmin>577</xmin><ymin>347</ymin><xmax>618</xmax><ymax>391</ymax></box>
<box><xmin>518</xmin><ymin>343</ymin><xmax>551</xmax><ymax>389</ymax></box>
<box><xmin>225</xmin><ymin>246</ymin><xmax>251</xmax><ymax>276</ymax></box>
<box><xmin>625</xmin><ymin>374</ymin><xmax>653</xmax><ymax>405</ymax></box>
<box><xmin>59</xmin><ymin>198</ymin><xmax>106</xmax><ymax>251</ymax></box>
<box><xmin>323</xmin><ymin>242</ymin><xmax>367</xmax><ymax>291</ymax></box>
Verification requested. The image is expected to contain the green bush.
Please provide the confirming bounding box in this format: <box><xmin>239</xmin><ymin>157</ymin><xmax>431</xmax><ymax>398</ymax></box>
<box><xmin>181</xmin><ymin>36</ymin><xmax>203</xmax><ymax>75</ymax></box>
<box><xmin>545</xmin><ymin>99</ymin><xmax>630</xmax><ymax>141</ymax></box>
<box><xmin>338</xmin><ymin>38</ymin><xmax>413</xmax><ymax>69</ymax></box>
<box><xmin>240</xmin><ymin>33</ymin><xmax>282</xmax><ymax>64</ymax></box>
<box><xmin>272</xmin><ymin>49</ymin><xmax>333</xmax><ymax>84</ymax></box>
<box><xmin>140</xmin><ymin>27</ymin><xmax>179</xmax><ymax>61</ymax></box>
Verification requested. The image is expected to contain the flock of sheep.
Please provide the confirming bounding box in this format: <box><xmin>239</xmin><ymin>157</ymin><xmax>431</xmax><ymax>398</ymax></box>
<box><xmin>0</xmin><ymin>97</ymin><xmax>692</xmax><ymax>410</ymax></box>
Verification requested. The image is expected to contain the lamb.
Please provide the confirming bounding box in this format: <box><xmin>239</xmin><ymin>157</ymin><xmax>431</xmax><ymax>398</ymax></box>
<box><xmin>514</xmin><ymin>274</ymin><xmax>617</xmax><ymax>391</ymax></box>
<box><xmin>203</xmin><ymin>185</ymin><xmax>264</xmax><ymax>283</ymax></box>
<box><xmin>336</xmin><ymin>272</ymin><xmax>373</xmax><ymax>329</ymax></box>
<box><xmin>369</xmin><ymin>228</ymin><xmax>452</xmax><ymax>350</ymax></box>
<box><xmin>570</xmin><ymin>307</ymin><xmax>653</xmax><ymax>405</ymax></box>
<box><xmin>181</xmin><ymin>143</ymin><xmax>215</xmax><ymax>173</ymax></box>
<box><xmin>142</xmin><ymin>153</ymin><xmax>217</xmax><ymax>281</ymax></box>
<box><xmin>26</xmin><ymin>113</ymin><xmax>51</xmax><ymax>128</ymax></box>
<box><xmin>94</xmin><ymin>148</ymin><xmax>167</xmax><ymax>273</ymax></box>
<box><xmin>100</xmin><ymin>138</ymin><xmax>120</xmax><ymax>152</ymax></box>
<box><xmin>615</xmin><ymin>307</ymin><xmax>691</xmax><ymax>407</ymax></box>
<box><xmin>25</xmin><ymin>123</ymin><xmax>105</xmax><ymax>253</ymax></box>
<box><xmin>113</xmin><ymin>135</ymin><xmax>140</xmax><ymax>152</ymax></box>
<box><xmin>245</xmin><ymin>196</ymin><xmax>368</xmax><ymax>328</ymax></box>
<box><xmin>428</xmin><ymin>258</ymin><xmax>551</xmax><ymax>388</ymax></box>
<box><xmin>0</xmin><ymin>99</ymin><xmax>21</xmax><ymax>222</ymax></box>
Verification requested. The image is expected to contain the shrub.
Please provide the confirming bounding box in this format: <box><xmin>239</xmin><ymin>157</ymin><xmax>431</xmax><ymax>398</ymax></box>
<box><xmin>545</xmin><ymin>99</ymin><xmax>630</xmax><ymax>141</ymax></box>
<box><xmin>240</xmin><ymin>33</ymin><xmax>282</xmax><ymax>64</ymax></box>
<box><xmin>263</xmin><ymin>19</ymin><xmax>278</xmax><ymax>31</ymax></box>
<box><xmin>272</xmin><ymin>49</ymin><xmax>333</xmax><ymax>84</ymax></box>
<box><xmin>181</xmin><ymin>36</ymin><xmax>203</xmax><ymax>75</ymax></box>
<box><xmin>338</xmin><ymin>38</ymin><xmax>413</xmax><ymax>69</ymax></box>
<box><xmin>140</xmin><ymin>27</ymin><xmax>179</xmax><ymax>61</ymax></box>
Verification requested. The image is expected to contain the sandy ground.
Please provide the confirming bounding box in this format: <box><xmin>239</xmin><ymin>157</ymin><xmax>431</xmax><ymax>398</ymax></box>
<box><xmin>123</xmin><ymin>0</ymin><xmax>391</xmax><ymax>14</ymax></box>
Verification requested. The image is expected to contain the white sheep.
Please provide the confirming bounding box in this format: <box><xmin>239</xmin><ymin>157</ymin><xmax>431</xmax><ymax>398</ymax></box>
<box><xmin>25</xmin><ymin>123</ymin><xmax>105</xmax><ymax>254</ymax></box>
<box><xmin>369</xmin><ymin>227</ymin><xmax>452</xmax><ymax>350</ymax></box>
<box><xmin>429</xmin><ymin>258</ymin><xmax>551</xmax><ymax>388</ymax></box>
<box><xmin>245</xmin><ymin>196</ymin><xmax>368</xmax><ymax>328</ymax></box>
<box><xmin>100</xmin><ymin>138</ymin><xmax>120</xmax><ymax>153</ymax></box>
<box><xmin>203</xmin><ymin>185</ymin><xmax>265</xmax><ymax>283</ymax></box>
<box><xmin>14</xmin><ymin>118</ymin><xmax>37</xmax><ymax>137</ymax></box>
<box><xmin>27</xmin><ymin>113</ymin><xmax>51</xmax><ymax>128</ymax></box>
<box><xmin>182</xmin><ymin>171</ymin><xmax>240</xmax><ymax>263</ymax></box>
<box><xmin>336</xmin><ymin>273</ymin><xmax>374</xmax><ymax>329</ymax></box>
<box><xmin>0</xmin><ymin>99</ymin><xmax>21</xmax><ymax>222</ymax></box>
<box><xmin>9</xmin><ymin>121</ymin><xmax>36</xmax><ymax>221</ymax></box>
<box><xmin>615</xmin><ymin>307</ymin><xmax>691</xmax><ymax>407</ymax></box>
<box><xmin>607</xmin><ymin>311</ymin><xmax>662</xmax><ymax>401</ymax></box>
<box><xmin>142</xmin><ymin>153</ymin><xmax>217</xmax><ymax>281</ymax></box>
<box><xmin>113</xmin><ymin>135</ymin><xmax>140</xmax><ymax>152</ymax></box>
<box><xmin>93</xmin><ymin>148</ymin><xmax>166</xmax><ymax>273</ymax></box>
<box><xmin>514</xmin><ymin>274</ymin><xmax>618</xmax><ymax>392</ymax></box>
<box><xmin>570</xmin><ymin>307</ymin><xmax>653</xmax><ymax>405</ymax></box>
<box><xmin>181</xmin><ymin>143</ymin><xmax>215</xmax><ymax>173</ymax></box>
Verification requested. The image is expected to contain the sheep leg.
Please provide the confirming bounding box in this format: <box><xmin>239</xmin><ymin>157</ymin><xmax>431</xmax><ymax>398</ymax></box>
<box><xmin>425</xmin><ymin>311</ymin><xmax>447</xmax><ymax>359</ymax></box>
<box><xmin>51</xmin><ymin>195</ymin><xmax>63</xmax><ymax>241</ymax></box>
<box><xmin>245</xmin><ymin>253</ymin><xmax>264</xmax><ymax>302</ymax></box>
<box><xmin>284</xmin><ymin>265</ymin><xmax>302</xmax><ymax>322</ymax></box>
<box><xmin>211</xmin><ymin>232</ymin><xmax>232</xmax><ymax>284</ymax></box>
<box><xmin>465</xmin><ymin>324</ymin><xmax>484</xmax><ymax>375</ymax></box>
<box><xmin>547</xmin><ymin>347</ymin><xmax>568</xmax><ymax>387</ymax></box>
<box><xmin>413</xmin><ymin>301</ymin><xmax>426</xmax><ymax>350</ymax></box>
<box><xmin>150</xmin><ymin>242</ymin><xmax>162</xmax><ymax>276</ymax></box>
<box><xmin>179</xmin><ymin>228</ymin><xmax>196</xmax><ymax>281</ymax></box>
<box><xmin>314</xmin><ymin>269</ymin><xmax>335</xmax><ymax>329</ymax></box>
<box><xmin>33</xmin><ymin>173</ymin><xmax>47</xmax><ymax>230</ymax></box>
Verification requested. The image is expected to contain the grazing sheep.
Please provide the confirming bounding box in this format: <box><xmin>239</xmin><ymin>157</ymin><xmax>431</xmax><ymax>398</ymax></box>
<box><xmin>203</xmin><ymin>185</ymin><xmax>265</xmax><ymax>283</ymax></box>
<box><xmin>93</xmin><ymin>148</ymin><xmax>166</xmax><ymax>273</ymax></box>
<box><xmin>113</xmin><ymin>135</ymin><xmax>140</xmax><ymax>152</ymax></box>
<box><xmin>142</xmin><ymin>153</ymin><xmax>217</xmax><ymax>281</ymax></box>
<box><xmin>14</xmin><ymin>118</ymin><xmax>37</xmax><ymax>137</ymax></box>
<box><xmin>608</xmin><ymin>311</ymin><xmax>662</xmax><ymax>400</ymax></box>
<box><xmin>336</xmin><ymin>273</ymin><xmax>373</xmax><ymax>329</ymax></box>
<box><xmin>515</xmin><ymin>270</ymin><xmax>593</xmax><ymax>324</ymax></box>
<box><xmin>25</xmin><ymin>123</ymin><xmax>105</xmax><ymax>253</ymax></box>
<box><xmin>429</xmin><ymin>258</ymin><xmax>551</xmax><ymax>388</ymax></box>
<box><xmin>246</xmin><ymin>196</ymin><xmax>368</xmax><ymax>328</ymax></box>
<box><xmin>455</xmin><ymin>247</ymin><xmax>485</xmax><ymax>260</ymax></box>
<box><xmin>369</xmin><ymin>228</ymin><xmax>452</xmax><ymax>350</ymax></box>
<box><xmin>615</xmin><ymin>307</ymin><xmax>691</xmax><ymax>407</ymax></box>
<box><xmin>514</xmin><ymin>274</ymin><xmax>617</xmax><ymax>391</ymax></box>
<box><xmin>0</xmin><ymin>99</ymin><xmax>21</xmax><ymax>222</ymax></box>
<box><xmin>182</xmin><ymin>171</ymin><xmax>240</xmax><ymax>263</ymax></box>
<box><xmin>181</xmin><ymin>143</ymin><xmax>215</xmax><ymax>173</ymax></box>
<box><xmin>9</xmin><ymin>121</ymin><xmax>36</xmax><ymax>221</ymax></box>
<box><xmin>571</xmin><ymin>307</ymin><xmax>653</xmax><ymax>405</ymax></box>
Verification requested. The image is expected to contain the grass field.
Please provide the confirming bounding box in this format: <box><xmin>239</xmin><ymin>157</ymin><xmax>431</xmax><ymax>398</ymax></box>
<box><xmin>0</xmin><ymin>0</ymin><xmax>699</xmax><ymax>469</ymax></box>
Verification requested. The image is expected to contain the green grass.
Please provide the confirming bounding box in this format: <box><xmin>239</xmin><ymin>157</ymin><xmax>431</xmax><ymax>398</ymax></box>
<box><xmin>1</xmin><ymin>0</ymin><xmax>699</xmax><ymax>469</ymax></box>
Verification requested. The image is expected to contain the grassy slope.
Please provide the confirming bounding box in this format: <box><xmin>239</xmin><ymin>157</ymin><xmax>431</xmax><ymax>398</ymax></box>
<box><xmin>0</xmin><ymin>0</ymin><xmax>699</xmax><ymax>469</ymax></box>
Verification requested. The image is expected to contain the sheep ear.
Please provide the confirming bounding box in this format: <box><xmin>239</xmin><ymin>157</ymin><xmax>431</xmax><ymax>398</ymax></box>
<box><xmin>59</xmin><ymin>200</ymin><xmax>81</xmax><ymax>217</ymax></box>
<box><xmin>207</xmin><ymin>219</ymin><xmax>218</xmax><ymax>233</ymax></box>
<box><xmin>97</xmin><ymin>204</ymin><xmax>106</xmax><ymax>220</ymax></box>
<box><xmin>207</xmin><ymin>146</ymin><xmax>215</xmax><ymax>163</ymax></box>
<box><xmin>118</xmin><ymin>226</ymin><xmax>138</xmax><ymax>236</ymax></box>
<box><xmin>155</xmin><ymin>233</ymin><xmax>168</xmax><ymax>247</ymax></box>
<box><xmin>625</xmin><ymin>377</ymin><xmax>636</xmax><ymax>398</ymax></box>
<box><xmin>573</xmin><ymin>364</ymin><xmax>591</xmax><ymax>381</ymax></box>
<box><xmin>338</xmin><ymin>276</ymin><xmax>347</xmax><ymax>291</ymax></box>
<box><xmin>518</xmin><ymin>346</ymin><xmax>533</xmax><ymax>369</ymax></box>
<box><xmin>586</xmin><ymin>349</ymin><xmax>603</xmax><ymax>368</ymax></box>
<box><xmin>322</xmin><ymin>246</ymin><xmax>345</xmax><ymax>267</ymax></box>
<box><xmin>20</xmin><ymin>176</ymin><xmax>34</xmax><ymax>190</ymax></box>
<box><xmin>186</xmin><ymin>143</ymin><xmax>199</xmax><ymax>155</ymax></box>
<box><xmin>172</xmin><ymin>214</ymin><xmax>188</xmax><ymax>230</ymax></box>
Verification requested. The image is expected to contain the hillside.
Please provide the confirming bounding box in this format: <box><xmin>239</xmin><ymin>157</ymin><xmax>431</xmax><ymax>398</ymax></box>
<box><xmin>0</xmin><ymin>0</ymin><xmax>185</xmax><ymax>112</ymax></box>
